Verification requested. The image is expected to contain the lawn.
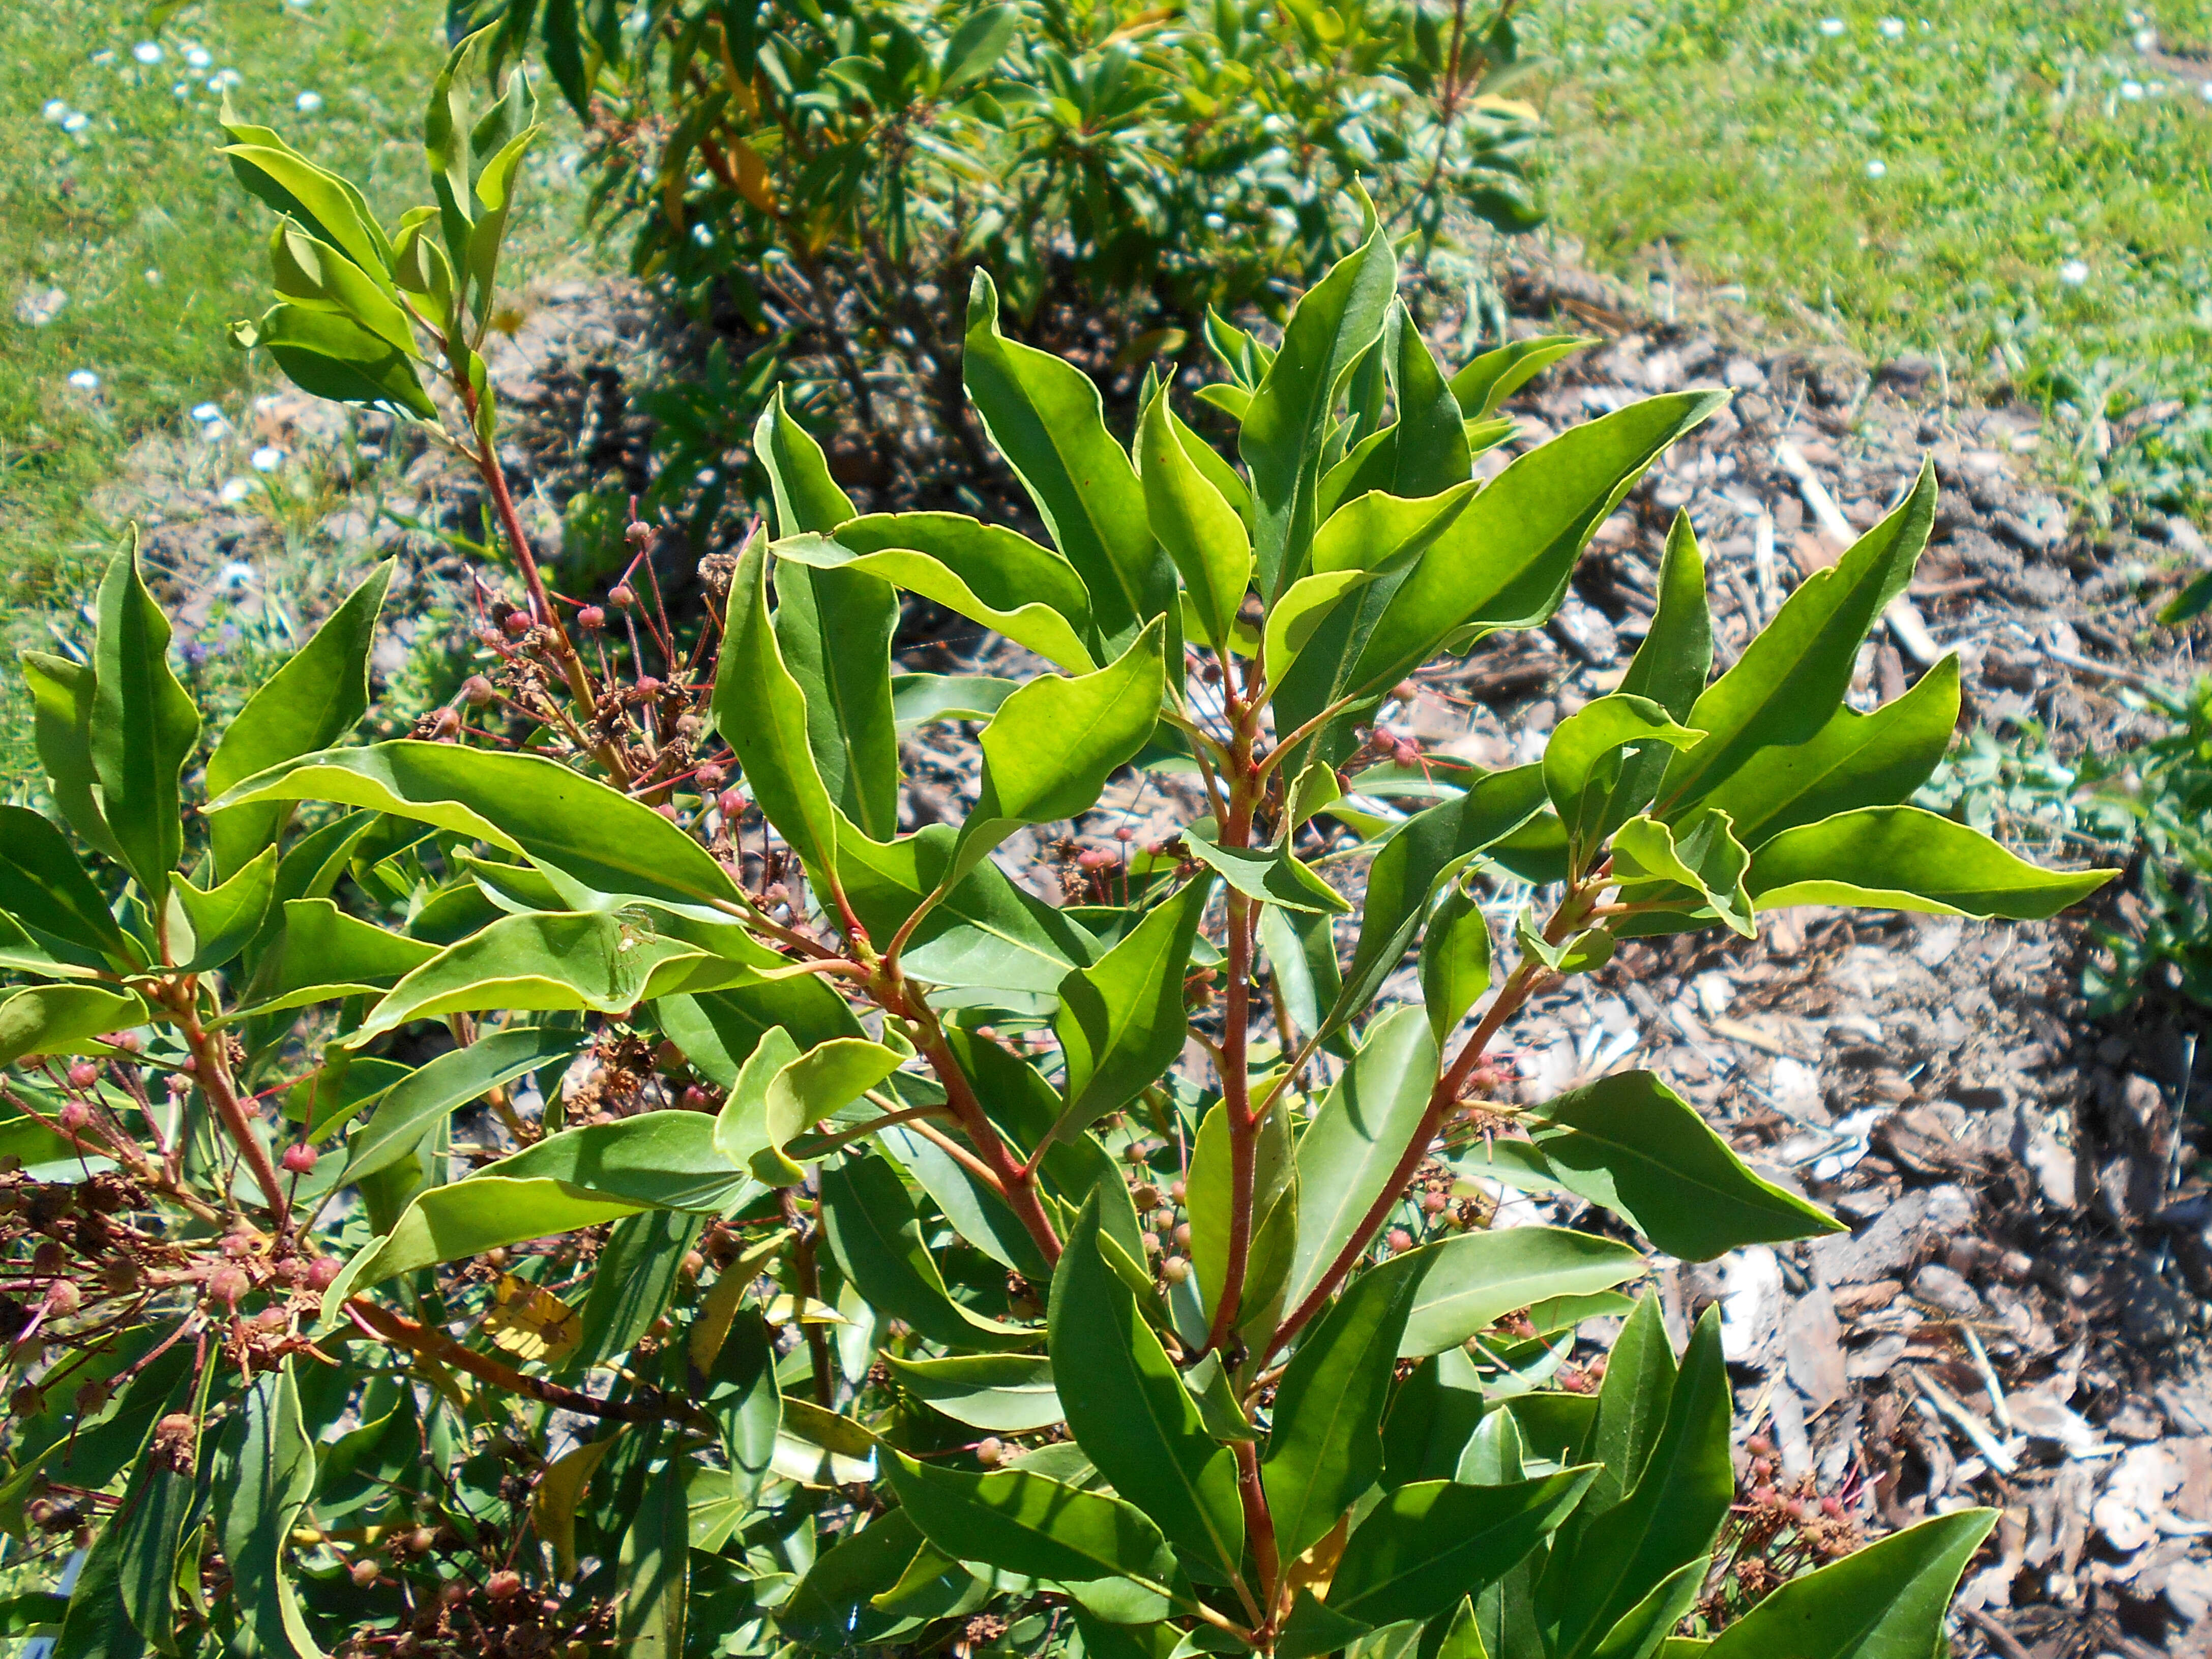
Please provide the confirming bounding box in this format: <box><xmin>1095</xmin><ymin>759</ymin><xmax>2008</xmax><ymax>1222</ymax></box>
<box><xmin>0</xmin><ymin>0</ymin><xmax>589</xmax><ymax>779</ymax></box>
<box><xmin>1533</xmin><ymin>0</ymin><xmax>2212</xmax><ymax>524</ymax></box>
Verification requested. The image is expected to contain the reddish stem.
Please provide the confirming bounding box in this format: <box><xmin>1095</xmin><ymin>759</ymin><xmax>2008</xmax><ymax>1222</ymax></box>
<box><xmin>347</xmin><ymin>1299</ymin><xmax>686</xmax><ymax>1423</ymax></box>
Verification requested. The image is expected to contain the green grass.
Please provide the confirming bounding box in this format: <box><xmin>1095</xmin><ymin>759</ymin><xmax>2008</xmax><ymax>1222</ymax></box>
<box><xmin>1532</xmin><ymin>0</ymin><xmax>2212</xmax><ymax>523</ymax></box>
<box><xmin>0</xmin><ymin>0</ymin><xmax>592</xmax><ymax>782</ymax></box>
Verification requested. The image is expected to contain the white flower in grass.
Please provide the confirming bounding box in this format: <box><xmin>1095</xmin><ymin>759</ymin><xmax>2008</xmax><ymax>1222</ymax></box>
<box><xmin>1817</xmin><ymin>17</ymin><xmax>1845</xmax><ymax>35</ymax></box>
<box><xmin>133</xmin><ymin>42</ymin><xmax>163</xmax><ymax>64</ymax></box>
<box><xmin>144</xmin><ymin>269</ymin><xmax>162</xmax><ymax>286</ymax></box>
<box><xmin>2120</xmin><ymin>80</ymin><xmax>2144</xmax><ymax>101</ymax></box>
<box><xmin>62</xmin><ymin>112</ymin><xmax>90</xmax><ymax>133</ymax></box>
<box><xmin>67</xmin><ymin>370</ymin><xmax>100</xmax><ymax>392</ymax></box>
<box><xmin>2058</xmin><ymin>260</ymin><xmax>2089</xmax><ymax>286</ymax></box>
<box><xmin>218</xmin><ymin>478</ymin><xmax>253</xmax><ymax>505</ymax></box>
<box><xmin>1877</xmin><ymin>17</ymin><xmax>1904</xmax><ymax>38</ymax></box>
<box><xmin>251</xmin><ymin>446</ymin><xmax>285</xmax><ymax>473</ymax></box>
<box><xmin>42</xmin><ymin>99</ymin><xmax>69</xmax><ymax>122</ymax></box>
<box><xmin>295</xmin><ymin>91</ymin><xmax>323</xmax><ymax>113</ymax></box>
<box><xmin>185</xmin><ymin>47</ymin><xmax>212</xmax><ymax>70</ymax></box>
<box><xmin>1865</xmin><ymin>159</ymin><xmax>1887</xmax><ymax>178</ymax></box>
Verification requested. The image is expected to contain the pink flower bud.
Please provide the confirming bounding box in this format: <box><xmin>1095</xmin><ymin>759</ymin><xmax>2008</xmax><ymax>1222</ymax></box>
<box><xmin>66</xmin><ymin>1062</ymin><xmax>98</xmax><ymax>1090</ymax></box>
<box><xmin>281</xmin><ymin>1144</ymin><xmax>318</xmax><ymax>1174</ymax></box>
<box><xmin>1076</xmin><ymin>848</ymin><xmax>1116</xmax><ymax>871</ymax></box>
<box><xmin>306</xmin><ymin>1256</ymin><xmax>343</xmax><ymax>1291</ymax></box>
<box><xmin>696</xmin><ymin>762</ymin><xmax>726</xmax><ymax>790</ymax></box>
<box><xmin>500</xmin><ymin>610</ymin><xmax>533</xmax><ymax>636</ymax></box>
<box><xmin>654</xmin><ymin>802</ymin><xmax>680</xmax><ymax>820</ymax></box>
<box><xmin>608</xmin><ymin>584</ymin><xmax>636</xmax><ymax>608</ymax></box>
<box><xmin>59</xmin><ymin>1102</ymin><xmax>90</xmax><ymax>1133</ymax></box>
<box><xmin>1394</xmin><ymin>740</ymin><xmax>1422</xmax><ymax>767</ymax></box>
<box><xmin>461</xmin><ymin>674</ymin><xmax>495</xmax><ymax>707</ymax></box>
<box><xmin>430</xmin><ymin>707</ymin><xmax>461</xmax><ymax>740</ymax></box>
<box><xmin>1162</xmin><ymin>1256</ymin><xmax>1190</xmax><ymax>1284</ymax></box>
<box><xmin>207</xmin><ymin>1265</ymin><xmax>250</xmax><ymax>1307</ymax></box>
<box><xmin>46</xmin><ymin>1281</ymin><xmax>80</xmax><ymax>1316</ymax></box>
<box><xmin>633</xmin><ymin>675</ymin><xmax>663</xmax><ymax>699</ymax></box>
<box><xmin>1387</xmin><ymin>1228</ymin><xmax>1414</xmax><ymax>1254</ymax></box>
<box><xmin>717</xmin><ymin>788</ymin><xmax>747</xmax><ymax>820</ymax></box>
<box><xmin>486</xmin><ymin>1570</ymin><xmax>523</xmax><ymax>1601</ymax></box>
<box><xmin>577</xmin><ymin>605</ymin><xmax>606</xmax><ymax>632</ymax></box>
<box><xmin>976</xmin><ymin>1437</ymin><xmax>1007</xmax><ymax>1467</ymax></box>
<box><xmin>103</xmin><ymin>1031</ymin><xmax>143</xmax><ymax>1054</ymax></box>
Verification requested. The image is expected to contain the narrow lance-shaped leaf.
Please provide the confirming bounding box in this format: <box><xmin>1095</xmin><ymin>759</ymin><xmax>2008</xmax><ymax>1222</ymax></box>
<box><xmin>339</xmin><ymin>1025</ymin><xmax>584</xmax><ymax>1185</ymax></box>
<box><xmin>1698</xmin><ymin>1508</ymin><xmax>1997</xmax><ymax>1659</ymax></box>
<box><xmin>1052</xmin><ymin>875</ymin><xmax>1212</xmax><ymax>1136</ymax></box>
<box><xmin>21</xmin><ymin>650</ymin><xmax>126</xmax><ymax>865</ymax></box>
<box><xmin>92</xmin><ymin>544</ymin><xmax>200</xmax><ymax>905</ymax></box>
<box><xmin>1325</xmin><ymin>1468</ymin><xmax>1598</xmax><ymax>1631</ymax></box>
<box><xmin>220</xmin><ymin>1364</ymin><xmax>327</xmax><ymax>1659</ymax></box>
<box><xmin>1610</xmin><ymin>809</ymin><xmax>1756</xmax><ymax>939</ymax></box>
<box><xmin>819</xmin><ymin>1153</ymin><xmax>1039</xmax><ymax>1349</ymax></box>
<box><xmin>714</xmin><ymin>528</ymin><xmax>843</xmax><ymax>878</ymax></box>
<box><xmin>1188</xmin><ymin>1094</ymin><xmax>1296</xmax><ymax>1339</ymax></box>
<box><xmin>756</xmin><ymin>394</ymin><xmax>901</xmax><ymax>842</ymax></box>
<box><xmin>1448</xmin><ymin>335</ymin><xmax>1594</xmax><ymax>420</ymax></box>
<box><xmin>171</xmin><ymin>845</ymin><xmax>279</xmax><ymax>972</ymax></box>
<box><xmin>1542</xmin><ymin>694</ymin><xmax>1703</xmax><ymax>870</ymax></box>
<box><xmin>1398</xmin><ymin>1226</ymin><xmax>1647</xmax><ymax>1357</ymax></box>
<box><xmin>1595</xmin><ymin>511</ymin><xmax>1712</xmax><ymax>837</ymax></box>
<box><xmin>1139</xmin><ymin>386</ymin><xmax>1251</xmax><ymax>653</ymax></box>
<box><xmin>1420</xmin><ymin>876</ymin><xmax>1492</xmax><ymax>1042</ymax></box>
<box><xmin>0</xmin><ymin>806</ymin><xmax>134</xmax><ymax>964</ymax></box>
<box><xmin>483</xmin><ymin>1112</ymin><xmax>754</xmax><ymax>1213</ymax></box>
<box><xmin>717</xmin><ymin>1032</ymin><xmax>904</xmax><ymax>1185</ymax></box>
<box><xmin>1746</xmin><ymin>805</ymin><xmax>2113</xmax><ymax>920</ymax></box>
<box><xmin>0</xmin><ymin>985</ymin><xmax>148</xmax><ymax>1069</ymax></box>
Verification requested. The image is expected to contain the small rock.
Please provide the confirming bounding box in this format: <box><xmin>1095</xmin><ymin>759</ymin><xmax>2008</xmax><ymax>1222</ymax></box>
<box><xmin>1875</xmin><ymin>353</ymin><xmax>1938</xmax><ymax>394</ymax></box>
<box><xmin>1911</xmin><ymin>1261</ymin><xmax>1981</xmax><ymax>1318</ymax></box>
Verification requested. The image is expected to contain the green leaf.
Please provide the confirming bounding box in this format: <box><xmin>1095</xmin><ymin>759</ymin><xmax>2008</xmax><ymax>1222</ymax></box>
<box><xmin>268</xmin><ymin>221</ymin><xmax>419</xmax><ymax>358</ymax></box>
<box><xmin>1316</xmin><ymin>307</ymin><xmax>1472</xmax><ymax>512</ymax></box>
<box><xmin>713</xmin><ymin>529</ymin><xmax>843</xmax><ymax>877</ymax></box>
<box><xmin>1587</xmin><ymin>1556</ymin><xmax>1710</xmax><ymax>1659</ymax></box>
<box><xmin>237</xmin><ymin>303</ymin><xmax>435</xmax><ymax>417</ymax></box>
<box><xmin>958</xmin><ymin>618</ymin><xmax>1167</xmax><ymax>881</ymax></box>
<box><xmin>1049</xmin><ymin>1197</ymin><xmax>1244</xmax><ymax>1581</ymax></box>
<box><xmin>534</xmin><ymin>1436</ymin><xmax>619</xmax><ymax>1579</ymax></box>
<box><xmin>235</xmin><ymin>899</ymin><xmax>443</xmax><ymax>1016</ymax></box>
<box><xmin>1052</xmin><ymin>875</ymin><xmax>1212</xmax><ymax>1135</ymax></box>
<box><xmin>21</xmin><ymin>651</ymin><xmax>125</xmax><ymax>864</ymax></box>
<box><xmin>1265</xmin><ymin>1248</ymin><xmax>1432</xmax><ymax>1560</ymax></box>
<box><xmin>219</xmin><ymin>1364</ymin><xmax>325</xmax><ymax>1659</ymax></box>
<box><xmin>1310</xmin><ymin>485</ymin><xmax>1480</xmax><ymax>581</ymax></box>
<box><xmin>704</xmin><ymin>1309</ymin><xmax>782</xmax><ymax>1508</ymax></box>
<box><xmin>484</xmin><ymin>1110</ymin><xmax>755</xmax><ymax>1212</ymax></box>
<box><xmin>1654</xmin><ymin>463</ymin><xmax>1935</xmax><ymax>813</ymax></box>
<box><xmin>1240</xmin><ymin>225</ymin><xmax>1396</xmax><ymax>597</ymax></box>
<box><xmin>208</xmin><ymin>557</ymin><xmax>390</xmax><ymax>877</ymax></box>
<box><xmin>717</xmin><ymin>1032</ymin><xmax>903</xmax><ymax>1185</ymax></box>
<box><xmin>893</xmin><ymin>673</ymin><xmax>1019</xmax><ymax>728</ymax></box>
<box><xmin>783</xmin><ymin>516</ymin><xmax>1096</xmax><ymax>672</ymax></box>
<box><xmin>965</xmin><ymin>271</ymin><xmax>1168</xmax><ymax>653</ymax></box>
<box><xmin>887</xmin><ymin>1354</ymin><xmax>1063</xmax><ymax>1432</ymax></box>
<box><xmin>1286</xmin><ymin>1007</ymin><xmax>1436</xmax><ymax>1312</ymax></box>
<box><xmin>207</xmin><ymin>742</ymin><xmax>745</xmax><ymax>913</ymax></box>
<box><xmin>1611</xmin><ymin>810</ymin><xmax>1755</xmax><ymax>939</ymax></box>
<box><xmin>1140</xmin><ymin>387</ymin><xmax>1252</xmax><ymax>651</ymax></box>
<box><xmin>1326</xmin><ymin>1469</ymin><xmax>1597</xmax><ymax>1630</ymax></box>
<box><xmin>756</xmin><ymin>389</ymin><xmax>858</xmax><ymax>535</ymax></box>
<box><xmin>1447</xmin><ymin>336</ymin><xmax>1593</xmax><ymax>420</ymax></box>
<box><xmin>0</xmin><ymin>806</ymin><xmax>133</xmax><ymax>963</ymax></box>
<box><xmin>1340</xmin><ymin>393</ymin><xmax>1726</xmax><ymax>705</ymax></box>
<box><xmin>819</xmin><ymin>1152</ymin><xmax>1038</xmax><ymax>1348</ymax></box>
<box><xmin>219</xmin><ymin>109</ymin><xmax>394</xmax><ymax>284</ymax></box>
<box><xmin>117</xmin><ymin>1417</ymin><xmax>199</xmax><ymax>1655</ymax></box>
<box><xmin>576</xmin><ymin>1208</ymin><xmax>705</xmax><ymax>1370</ymax></box>
<box><xmin>1182</xmin><ymin>824</ymin><xmax>1347</xmax><ymax>916</ymax></box>
<box><xmin>350</xmin><ymin>911</ymin><xmax>713</xmax><ymax>1045</ymax></box>
<box><xmin>1548</xmin><ymin>1311</ymin><xmax>1732</xmax><ymax>1659</ymax></box>
<box><xmin>1400</xmin><ymin>1226</ymin><xmax>1646</xmax><ymax>1357</ymax></box>
<box><xmin>338</xmin><ymin>1026</ymin><xmax>583</xmax><ymax>1183</ymax></box>
<box><xmin>1259</xmin><ymin>902</ymin><xmax>1340</xmax><ymax>1043</ymax></box>
<box><xmin>0</xmin><ymin>984</ymin><xmax>145</xmax><ymax>1068</ymax></box>
<box><xmin>1580</xmin><ymin>1295</ymin><xmax>1676</xmax><ymax>1519</ymax></box>
<box><xmin>1595</xmin><ymin>512</ymin><xmax>1714</xmax><ymax>843</ymax></box>
<box><xmin>657</xmin><ymin>976</ymin><xmax>863</xmax><ymax>1089</ymax></box>
<box><xmin>171</xmin><ymin>846</ymin><xmax>278</xmax><ymax>972</ymax></box>
<box><xmin>1542</xmin><ymin>695</ymin><xmax>1704</xmax><ymax>868</ymax></box>
<box><xmin>939</xmin><ymin>3</ymin><xmax>1020</xmax><ymax>87</ymax></box>
<box><xmin>1188</xmin><ymin>1095</ymin><xmax>1297</xmax><ymax>1339</ymax></box>
<box><xmin>57</xmin><ymin>1505</ymin><xmax>150</xmax><ymax>1658</ymax></box>
<box><xmin>1696</xmin><ymin>656</ymin><xmax>1959</xmax><ymax>849</ymax></box>
<box><xmin>886</xmin><ymin>1450</ymin><xmax>1178</xmax><ymax>1611</ymax></box>
<box><xmin>1697</xmin><ymin>1509</ymin><xmax>1997</xmax><ymax>1659</ymax></box>
<box><xmin>1419</xmin><ymin>878</ymin><xmax>1492</xmax><ymax>1042</ymax></box>
<box><xmin>1523</xmin><ymin>1072</ymin><xmax>1841</xmax><ymax>1261</ymax></box>
<box><xmin>615</xmin><ymin>1436</ymin><xmax>690</xmax><ymax>1659</ymax></box>
<box><xmin>1263</xmin><ymin>570</ymin><xmax>1376</xmax><ymax>690</ymax></box>
<box><xmin>878</xmin><ymin>1118</ymin><xmax>1050</xmax><ymax>1280</ymax></box>
<box><xmin>92</xmin><ymin>545</ymin><xmax>199</xmax><ymax>905</ymax></box>
<box><xmin>781</xmin><ymin>1510</ymin><xmax>932</xmax><ymax>1648</ymax></box>
<box><xmin>320</xmin><ymin>1176</ymin><xmax>648</xmax><ymax>1315</ymax></box>
<box><xmin>1746</xmin><ymin>805</ymin><xmax>2113</xmax><ymax>920</ymax></box>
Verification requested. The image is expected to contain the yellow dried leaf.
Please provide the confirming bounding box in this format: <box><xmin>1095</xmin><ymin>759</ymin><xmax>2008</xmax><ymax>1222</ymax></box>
<box><xmin>480</xmin><ymin>1272</ymin><xmax>582</xmax><ymax>1366</ymax></box>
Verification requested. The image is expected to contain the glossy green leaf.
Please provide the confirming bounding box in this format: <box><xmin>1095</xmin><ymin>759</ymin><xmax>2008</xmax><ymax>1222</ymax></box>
<box><xmin>219</xmin><ymin>1364</ymin><xmax>325</xmax><ymax>1659</ymax></box>
<box><xmin>1596</xmin><ymin>512</ymin><xmax>1714</xmax><ymax>840</ymax></box>
<box><xmin>1589</xmin><ymin>1556</ymin><xmax>1710</xmax><ymax>1659</ymax></box>
<box><xmin>1549</xmin><ymin>1311</ymin><xmax>1732</xmax><ymax>1659</ymax></box>
<box><xmin>57</xmin><ymin>1504</ymin><xmax>151</xmax><ymax>1658</ymax></box>
<box><xmin>715</xmin><ymin>1029</ymin><xmax>902</xmax><ymax>1184</ymax></box>
<box><xmin>1697</xmin><ymin>655</ymin><xmax>1959</xmax><ymax>849</ymax></box>
<box><xmin>1746</xmin><ymin>805</ymin><xmax>2113</xmax><ymax>919</ymax></box>
<box><xmin>957</xmin><ymin>617</ymin><xmax>1166</xmax><ymax>882</ymax></box>
<box><xmin>219</xmin><ymin>109</ymin><xmax>393</xmax><ymax>285</ymax></box>
<box><xmin>615</xmin><ymin>1435</ymin><xmax>690</xmax><ymax>1659</ymax></box>
<box><xmin>1309</xmin><ymin>484</ymin><xmax>1479</xmax><ymax>579</ymax></box>
<box><xmin>0</xmin><ymin>984</ymin><xmax>145</xmax><ymax>1068</ymax></box>
<box><xmin>892</xmin><ymin>672</ymin><xmax>1019</xmax><ymax>728</ymax></box>
<box><xmin>171</xmin><ymin>846</ymin><xmax>277</xmax><ymax>972</ymax></box>
<box><xmin>1240</xmin><ymin>225</ymin><xmax>1396</xmax><ymax>596</ymax></box>
<box><xmin>704</xmin><ymin>1309</ymin><xmax>781</xmax><ymax>1508</ymax></box>
<box><xmin>1419</xmin><ymin>877</ymin><xmax>1492</xmax><ymax>1041</ymax></box>
<box><xmin>238</xmin><ymin>302</ymin><xmax>435</xmax><ymax>416</ymax></box>
<box><xmin>888</xmin><ymin>1354</ymin><xmax>1063</xmax><ymax>1432</ymax></box>
<box><xmin>1265</xmin><ymin>1248</ymin><xmax>1432</xmax><ymax>1560</ymax></box>
<box><xmin>1140</xmin><ymin>386</ymin><xmax>1251</xmax><ymax>651</ymax></box>
<box><xmin>1524</xmin><ymin>1072</ymin><xmax>1841</xmax><ymax>1260</ymax></box>
<box><xmin>1612</xmin><ymin>810</ymin><xmax>1755</xmax><ymax>938</ymax></box>
<box><xmin>1398</xmin><ymin>1226</ymin><xmax>1646</xmax><ymax>1358</ymax></box>
<box><xmin>235</xmin><ymin>899</ymin><xmax>443</xmax><ymax>1015</ymax></box>
<box><xmin>886</xmin><ymin>1450</ymin><xmax>1178</xmax><ymax>1610</ymax></box>
<box><xmin>1188</xmin><ymin>1095</ymin><xmax>1297</xmax><ymax>1339</ymax></box>
<box><xmin>1543</xmin><ymin>695</ymin><xmax>1703</xmax><ymax>868</ymax></box>
<box><xmin>1581</xmin><ymin>1295</ymin><xmax>1676</xmax><ymax>1520</ymax></box>
<box><xmin>781</xmin><ymin>517</ymin><xmax>1096</xmax><ymax>672</ymax></box>
<box><xmin>1341</xmin><ymin>393</ymin><xmax>1726</xmax><ymax>703</ymax></box>
<box><xmin>20</xmin><ymin>651</ymin><xmax>125</xmax><ymax>865</ymax></box>
<box><xmin>1287</xmin><ymin>1008</ymin><xmax>1436</xmax><ymax>1311</ymax></box>
<box><xmin>820</xmin><ymin>1153</ymin><xmax>1038</xmax><ymax>1348</ymax></box>
<box><xmin>268</xmin><ymin>220</ymin><xmax>417</xmax><ymax>358</ymax></box>
<box><xmin>577</xmin><ymin>1207</ymin><xmax>705</xmax><ymax>1370</ymax></box>
<box><xmin>1182</xmin><ymin>824</ymin><xmax>1347</xmax><ymax>916</ymax></box>
<box><xmin>1259</xmin><ymin>902</ymin><xmax>1340</xmax><ymax>1045</ymax></box>
<box><xmin>207</xmin><ymin>741</ymin><xmax>745</xmax><ymax>912</ymax></box>
<box><xmin>1447</xmin><ymin>336</ymin><xmax>1593</xmax><ymax>420</ymax></box>
<box><xmin>0</xmin><ymin>806</ymin><xmax>132</xmax><ymax>962</ymax></box>
<box><xmin>1326</xmin><ymin>1468</ymin><xmax>1597</xmax><ymax>1630</ymax></box>
<box><xmin>714</xmin><ymin>528</ymin><xmax>842</xmax><ymax>876</ymax></box>
<box><xmin>1049</xmin><ymin>1197</ymin><xmax>1244</xmax><ymax>1581</ymax></box>
<box><xmin>657</xmin><ymin>974</ymin><xmax>864</xmax><ymax>1089</ymax></box>
<box><xmin>1317</xmin><ymin>307</ymin><xmax>1472</xmax><ymax>512</ymax></box>
<box><xmin>1655</xmin><ymin>463</ymin><xmax>1936</xmax><ymax>813</ymax></box>
<box><xmin>1263</xmin><ymin>569</ymin><xmax>1374</xmax><ymax>690</ymax></box>
<box><xmin>320</xmin><ymin>1176</ymin><xmax>648</xmax><ymax>1316</ymax></box>
<box><xmin>1698</xmin><ymin>1508</ymin><xmax>1997</xmax><ymax>1659</ymax></box>
<box><xmin>1052</xmin><ymin>875</ymin><xmax>1211</xmax><ymax>1135</ymax></box>
<box><xmin>351</xmin><ymin>911</ymin><xmax>712</xmax><ymax>1045</ymax></box>
<box><xmin>965</xmin><ymin>271</ymin><xmax>1167</xmax><ymax>651</ymax></box>
<box><xmin>485</xmin><ymin>1110</ymin><xmax>754</xmax><ymax>1212</ymax></box>
<box><xmin>116</xmin><ymin>1416</ymin><xmax>198</xmax><ymax>1655</ymax></box>
<box><xmin>339</xmin><ymin>1026</ymin><xmax>583</xmax><ymax>1183</ymax></box>
<box><xmin>878</xmin><ymin>1118</ymin><xmax>1050</xmax><ymax>1281</ymax></box>
<box><xmin>92</xmin><ymin>546</ymin><xmax>199</xmax><ymax>904</ymax></box>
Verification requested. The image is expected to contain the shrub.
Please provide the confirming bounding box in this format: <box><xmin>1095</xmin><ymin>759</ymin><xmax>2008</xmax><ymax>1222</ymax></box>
<box><xmin>0</xmin><ymin>37</ymin><xmax>2109</xmax><ymax>1658</ymax></box>
<box><xmin>450</xmin><ymin>0</ymin><xmax>1544</xmax><ymax>537</ymax></box>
